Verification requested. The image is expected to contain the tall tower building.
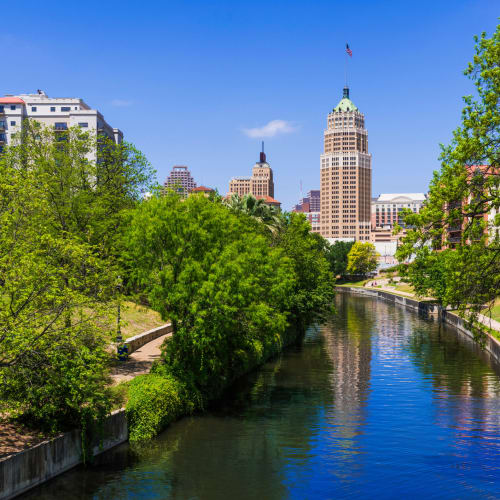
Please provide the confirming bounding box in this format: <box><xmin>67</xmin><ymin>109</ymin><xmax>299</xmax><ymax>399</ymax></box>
<box><xmin>320</xmin><ymin>87</ymin><xmax>372</xmax><ymax>241</ymax></box>
<box><xmin>229</xmin><ymin>143</ymin><xmax>275</xmax><ymax>199</ymax></box>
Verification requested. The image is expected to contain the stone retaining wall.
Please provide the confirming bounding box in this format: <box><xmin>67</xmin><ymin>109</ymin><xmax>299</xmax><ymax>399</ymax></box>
<box><xmin>0</xmin><ymin>409</ymin><xmax>127</xmax><ymax>500</ymax></box>
<box><xmin>337</xmin><ymin>286</ymin><xmax>500</xmax><ymax>365</ymax></box>
<box><xmin>124</xmin><ymin>323</ymin><xmax>172</xmax><ymax>354</ymax></box>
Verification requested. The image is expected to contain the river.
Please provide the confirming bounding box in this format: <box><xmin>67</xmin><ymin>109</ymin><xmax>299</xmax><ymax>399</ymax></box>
<box><xmin>23</xmin><ymin>294</ymin><xmax>500</xmax><ymax>499</ymax></box>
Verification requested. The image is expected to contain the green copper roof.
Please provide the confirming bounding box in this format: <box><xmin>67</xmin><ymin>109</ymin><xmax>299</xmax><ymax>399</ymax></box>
<box><xmin>333</xmin><ymin>87</ymin><xmax>358</xmax><ymax>112</ymax></box>
<box><xmin>334</xmin><ymin>97</ymin><xmax>358</xmax><ymax>112</ymax></box>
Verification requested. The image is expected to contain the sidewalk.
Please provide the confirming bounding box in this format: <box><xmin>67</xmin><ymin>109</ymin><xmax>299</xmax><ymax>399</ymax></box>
<box><xmin>110</xmin><ymin>332</ymin><xmax>171</xmax><ymax>384</ymax></box>
<box><xmin>1</xmin><ymin>330</ymin><xmax>172</xmax><ymax>458</ymax></box>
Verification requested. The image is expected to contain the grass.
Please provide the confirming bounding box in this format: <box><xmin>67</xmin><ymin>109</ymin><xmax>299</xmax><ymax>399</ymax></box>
<box><xmin>393</xmin><ymin>283</ymin><xmax>414</xmax><ymax>294</ymax></box>
<box><xmin>119</xmin><ymin>301</ymin><xmax>165</xmax><ymax>339</ymax></box>
<box><xmin>488</xmin><ymin>298</ymin><xmax>500</xmax><ymax>323</ymax></box>
<box><xmin>336</xmin><ymin>278</ymin><xmax>371</xmax><ymax>287</ymax></box>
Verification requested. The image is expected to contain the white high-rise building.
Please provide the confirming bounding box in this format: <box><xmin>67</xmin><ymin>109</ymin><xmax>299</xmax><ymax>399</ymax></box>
<box><xmin>0</xmin><ymin>90</ymin><xmax>122</xmax><ymax>153</ymax></box>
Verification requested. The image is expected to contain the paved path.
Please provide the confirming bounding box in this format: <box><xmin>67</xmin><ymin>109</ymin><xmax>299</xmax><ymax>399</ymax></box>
<box><xmin>111</xmin><ymin>332</ymin><xmax>172</xmax><ymax>384</ymax></box>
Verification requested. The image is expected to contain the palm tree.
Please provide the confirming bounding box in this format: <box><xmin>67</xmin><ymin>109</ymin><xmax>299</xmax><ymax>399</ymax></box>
<box><xmin>224</xmin><ymin>194</ymin><xmax>284</xmax><ymax>234</ymax></box>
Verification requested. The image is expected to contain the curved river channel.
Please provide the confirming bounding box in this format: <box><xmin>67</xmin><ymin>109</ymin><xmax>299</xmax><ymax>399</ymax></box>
<box><xmin>24</xmin><ymin>294</ymin><xmax>500</xmax><ymax>499</ymax></box>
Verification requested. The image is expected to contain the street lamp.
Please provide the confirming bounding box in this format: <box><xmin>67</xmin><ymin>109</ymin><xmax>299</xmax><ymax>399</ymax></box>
<box><xmin>116</xmin><ymin>277</ymin><xmax>128</xmax><ymax>361</ymax></box>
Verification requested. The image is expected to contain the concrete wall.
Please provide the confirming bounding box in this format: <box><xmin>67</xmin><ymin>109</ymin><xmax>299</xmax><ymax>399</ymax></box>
<box><xmin>124</xmin><ymin>323</ymin><xmax>172</xmax><ymax>354</ymax></box>
<box><xmin>0</xmin><ymin>409</ymin><xmax>127</xmax><ymax>500</ymax></box>
<box><xmin>337</xmin><ymin>286</ymin><xmax>500</xmax><ymax>364</ymax></box>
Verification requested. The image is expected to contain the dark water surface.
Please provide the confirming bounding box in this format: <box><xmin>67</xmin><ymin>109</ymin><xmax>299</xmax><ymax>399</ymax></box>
<box><xmin>24</xmin><ymin>294</ymin><xmax>500</xmax><ymax>499</ymax></box>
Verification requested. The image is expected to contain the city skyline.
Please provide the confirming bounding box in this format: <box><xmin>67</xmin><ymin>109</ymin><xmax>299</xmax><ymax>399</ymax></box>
<box><xmin>1</xmin><ymin>1</ymin><xmax>497</xmax><ymax>209</ymax></box>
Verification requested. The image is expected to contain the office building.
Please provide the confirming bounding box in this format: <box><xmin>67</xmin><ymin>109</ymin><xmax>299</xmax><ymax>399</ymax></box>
<box><xmin>320</xmin><ymin>87</ymin><xmax>372</xmax><ymax>241</ymax></box>
<box><xmin>371</xmin><ymin>193</ymin><xmax>426</xmax><ymax>230</ymax></box>
<box><xmin>164</xmin><ymin>166</ymin><xmax>197</xmax><ymax>196</ymax></box>
<box><xmin>0</xmin><ymin>90</ymin><xmax>122</xmax><ymax>153</ymax></box>
<box><xmin>229</xmin><ymin>144</ymin><xmax>275</xmax><ymax>199</ymax></box>
<box><xmin>293</xmin><ymin>190</ymin><xmax>321</xmax><ymax>233</ymax></box>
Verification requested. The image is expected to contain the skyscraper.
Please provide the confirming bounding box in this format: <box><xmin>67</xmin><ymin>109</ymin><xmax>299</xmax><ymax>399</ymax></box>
<box><xmin>320</xmin><ymin>87</ymin><xmax>372</xmax><ymax>241</ymax></box>
<box><xmin>164</xmin><ymin>165</ymin><xmax>197</xmax><ymax>196</ymax></box>
<box><xmin>229</xmin><ymin>144</ymin><xmax>276</xmax><ymax>199</ymax></box>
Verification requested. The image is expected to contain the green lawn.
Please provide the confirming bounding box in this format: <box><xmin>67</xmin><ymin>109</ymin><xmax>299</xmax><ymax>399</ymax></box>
<box><xmin>119</xmin><ymin>301</ymin><xmax>165</xmax><ymax>339</ymax></box>
<box><xmin>336</xmin><ymin>278</ymin><xmax>371</xmax><ymax>287</ymax></box>
<box><xmin>487</xmin><ymin>298</ymin><xmax>500</xmax><ymax>323</ymax></box>
<box><xmin>394</xmin><ymin>283</ymin><xmax>414</xmax><ymax>294</ymax></box>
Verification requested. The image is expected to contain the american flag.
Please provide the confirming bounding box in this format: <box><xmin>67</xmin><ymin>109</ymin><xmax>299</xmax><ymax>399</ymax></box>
<box><xmin>346</xmin><ymin>43</ymin><xmax>352</xmax><ymax>57</ymax></box>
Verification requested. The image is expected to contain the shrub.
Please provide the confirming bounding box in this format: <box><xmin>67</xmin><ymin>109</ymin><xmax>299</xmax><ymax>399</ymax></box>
<box><xmin>126</xmin><ymin>373</ymin><xmax>197</xmax><ymax>441</ymax></box>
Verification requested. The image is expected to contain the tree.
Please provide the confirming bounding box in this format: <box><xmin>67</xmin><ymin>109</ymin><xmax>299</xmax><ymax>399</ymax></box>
<box><xmin>325</xmin><ymin>240</ymin><xmax>355</xmax><ymax>278</ymax></box>
<box><xmin>275</xmin><ymin>213</ymin><xmax>335</xmax><ymax>327</ymax></box>
<box><xmin>224</xmin><ymin>193</ymin><xmax>284</xmax><ymax>235</ymax></box>
<box><xmin>346</xmin><ymin>242</ymin><xmax>378</xmax><ymax>276</ymax></box>
<box><xmin>0</xmin><ymin>122</ymin><xmax>154</xmax><ymax>431</ymax></box>
<box><xmin>396</xmin><ymin>24</ymin><xmax>500</xmax><ymax>321</ymax></box>
<box><xmin>125</xmin><ymin>193</ymin><xmax>295</xmax><ymax>397</ymax></box>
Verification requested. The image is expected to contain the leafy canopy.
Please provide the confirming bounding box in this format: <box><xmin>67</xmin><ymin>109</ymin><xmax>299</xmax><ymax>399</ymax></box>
<box><xmin>346</xmin><ymin>241</ymin><xmax>378</xmax><ymax>276</ymax></box>
<box><xmin>396</xmin><ymin>24</ymin><xmax>500</xmax><ymax>319</ymax></box>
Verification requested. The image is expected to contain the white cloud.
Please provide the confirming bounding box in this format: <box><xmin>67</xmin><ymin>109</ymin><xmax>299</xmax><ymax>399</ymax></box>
<box><xmin>243</xmin><ymin>120</ymin><xmax>297</xmax><ymax>138</ymax></box>
<box><xmin>111</xmin><ymin>99</ymin><xmax>133</xmax><ymax>107</ymax></box>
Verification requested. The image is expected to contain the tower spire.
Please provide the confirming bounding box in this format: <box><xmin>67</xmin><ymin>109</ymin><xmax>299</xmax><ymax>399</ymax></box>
<box><xmin>343</xmin><ymin>86</ymin><xmax>350</xmax><ymax>99</ymax></box>
<box><xmin>260</xmin><ymin>141</ymin><xmax>266</xmax><ymax>163</ymax></box>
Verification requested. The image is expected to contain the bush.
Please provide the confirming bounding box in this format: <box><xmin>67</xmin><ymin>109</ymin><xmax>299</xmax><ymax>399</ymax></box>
<box><xmin>126</xmin><ymin>373</ymin><xmax>198</xmax><ymax>441</ymax></box>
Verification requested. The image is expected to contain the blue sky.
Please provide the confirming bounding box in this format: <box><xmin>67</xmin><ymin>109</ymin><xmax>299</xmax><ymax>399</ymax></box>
<box><xmin>2</xmin><ymin>1</ymin><xmax>498</xmax><ymax>209</ymax></box>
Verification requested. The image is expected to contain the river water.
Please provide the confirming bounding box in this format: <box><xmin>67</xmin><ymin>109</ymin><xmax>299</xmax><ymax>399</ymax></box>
<box><xmin>24</xmin><ymin>294</ymin><xmax>500</xmax><ymax>499</ymax></box>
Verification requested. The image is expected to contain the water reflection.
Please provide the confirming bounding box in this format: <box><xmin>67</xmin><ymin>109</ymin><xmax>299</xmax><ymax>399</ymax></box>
<box><xmin>23</xmin><ymin>295</ymin><xmax>500</xmax><ymax>499</ymax></box>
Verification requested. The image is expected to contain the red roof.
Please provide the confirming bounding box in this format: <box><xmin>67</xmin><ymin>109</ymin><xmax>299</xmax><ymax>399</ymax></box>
<box><xmin>191</xmin><ymin>186</ymin><xmax>214</xmax><ymax>192</ymax></box>
<box><xmin>256</xmin><ymin>195</ymin><xmax>281</xmax><ymax>205</ymax></box>
<box><xmin>0</xmin><ymin>97</ymin><xmax>25</xmax><ymax>104</ymax></box>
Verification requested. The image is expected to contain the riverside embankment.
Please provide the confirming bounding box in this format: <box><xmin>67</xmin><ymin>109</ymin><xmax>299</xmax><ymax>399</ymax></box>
<box><xmin>20</xmin><ymin>293</ymin><xmax>500</xmax><ymax>499</ymax></box>
<box><xmin>336</xmin><ymin>286</ymin><xmax>500</xmax><ymax>364</ymax></box>
<box><xmin>0</xmin><ymin>320</ymin><xmax>304</xmax><ymax>499</ymax></box>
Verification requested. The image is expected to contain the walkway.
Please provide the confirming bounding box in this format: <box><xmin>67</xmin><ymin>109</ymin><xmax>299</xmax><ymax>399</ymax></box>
<box><xmin>110</xmin><ymin>332</ymin><xmax>172</xmax><ymax>384</ymax></box>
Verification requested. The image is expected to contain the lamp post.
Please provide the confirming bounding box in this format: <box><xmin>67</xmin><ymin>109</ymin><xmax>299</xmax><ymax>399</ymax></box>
<box><xmin>116</xmin><ymin>278</ymin><xmax>128</xmax><ymax>361</ymax></box>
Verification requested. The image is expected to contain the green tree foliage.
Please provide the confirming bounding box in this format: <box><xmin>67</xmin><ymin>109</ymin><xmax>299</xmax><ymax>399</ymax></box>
<box><xmin>125</xmin><ymin>195</ymin><xmax>334</xmax><ymax>402</ymax></box>
<box><xmin>275</xmin><ymin>213</ymin><xmax>335</xmax><ymax>327</ymax></box>
<box><xmin>224</xmin><ymin>193</ymin><xmax>284</xmax><ymax>235</ymax></box>
<box><xmin>346</xmin><ymin>241</ymin><xmax>378</xmax><ymax>276</ymax></box>
<box><xmin>125</xmin><ymin>193</ymin><xmax>295</xmax><ymax>397</ymax></box>
<box><xmin>397</xmin><ymin>25</ymin><xmax>499</xmax><ymax>319</ymax></box>
<box><xmin>325</xmin><ymin>240</ymin><xmax>355</xmax><ymax>278</ymax></box>
<box><xmin>0</xmin><ymin>122</ymin><xmax>154</xmax><ymax>431</ymax></box>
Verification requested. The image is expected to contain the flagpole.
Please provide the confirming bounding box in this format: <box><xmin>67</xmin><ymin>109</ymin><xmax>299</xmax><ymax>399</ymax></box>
<box><xmin>345</xmin><ymin>47</ymin><xmax>347</xmax><ymax>88</ymax></box>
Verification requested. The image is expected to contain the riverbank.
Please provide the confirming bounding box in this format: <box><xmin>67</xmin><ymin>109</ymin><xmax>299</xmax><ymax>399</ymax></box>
<box><xmin>19</xmin><ymin>293</ymin><xmax>500</xmax><ymax>500</ymax></box>
<box><xmin>336</xmin><ymin>286</ymin><xmax>500</xmax><ymax>364</ymax></box>
<box><xmin>0</xmin><ymin>320</ymin><xmax>305</xmax><ymax>499</ymax></box>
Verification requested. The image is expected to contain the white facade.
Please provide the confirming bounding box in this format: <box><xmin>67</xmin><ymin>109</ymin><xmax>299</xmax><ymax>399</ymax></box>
<box><xmin>372</xmin><ymin>193</ymin><xmax>426</xmax><ymax>229</ymax></box>
<box><xmin>0</xmin><ymin>90</ymin><xmax>122</xmax><ymax>153</ymax></box>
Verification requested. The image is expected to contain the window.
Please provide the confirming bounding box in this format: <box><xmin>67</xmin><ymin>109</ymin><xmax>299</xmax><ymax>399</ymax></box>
<box><xmin>10</xmin><ymin>105</ymin><xmax>16</xmax><ymax>110</ymax></box>
<box><xmin>10</xmin><ymin>121</ymin><xmax>15</xmax><ymax>126</ymax></box>
<box><xmin>61</xmin><ymin>107</ymin><xmax>70</xmax><ymax>112</ymax></box>
<box><xmin>78</xmin><ymin>122</ymin><xmax>89</xmax><ymax>128</ymax></box>
<box><xmin>50</xmin><ymin>107</ymin><xmax>56</xmax><ymax>112</ymax></box>
<box><xmin>54</xmin><ymin>122</ymin><xmax>68</xmax><ymax>130</ymax></box>
<box><xmin>0</xmin><ymin>105</ymin><xmax>3</xmax><ymax>112</ymax></box>
<box><xmin>31</xmin><ymin>106</ymin><xmax>37</xmax><ymax>112</ymax></box>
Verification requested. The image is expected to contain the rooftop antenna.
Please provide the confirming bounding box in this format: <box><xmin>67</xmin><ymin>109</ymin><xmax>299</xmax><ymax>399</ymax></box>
<box><xmin>260</xmin><ymin>141</ymin><xmax>266</xmax><ymax>163</ymax></box>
